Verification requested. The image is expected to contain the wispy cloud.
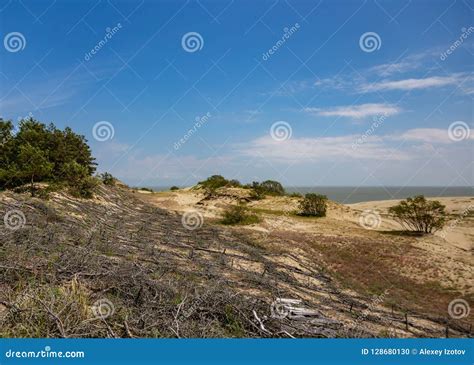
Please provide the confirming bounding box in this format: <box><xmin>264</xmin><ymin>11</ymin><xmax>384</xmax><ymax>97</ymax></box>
<box><xmin>304</xmin><ymin>103</ymin><xmax>402</xmax><ymax>119</ymax></box>
<box><xmin>397</xmin><ymin>128</ymin><xmax>474</xmax><ymax>143</ymax></box>
<box><xmin>367</xmin><ymin>50</ymin><xmax>438</xmax><ymax>77</ymax></box>
<box><xmin>359</xmin><ymin>75</ymin><xmax>462</xmax><ymax>92</ymax></box>
<box><xmin>236</xmin><ymin>128</ymin><xmax>471</xmax><ymax>164</ymax></box>
<box><xmin>237</xmin><ymin>135</ymin><xmax>410</xmax><ymax>162</ymax></box>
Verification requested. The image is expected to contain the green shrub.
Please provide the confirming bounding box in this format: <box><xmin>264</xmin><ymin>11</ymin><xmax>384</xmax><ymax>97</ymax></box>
<box><xmin>288</xmin><ymin>192</ymin><xmax>303</xmax><ymax>198</ymax></box>
<box><xmin>388</xmin><ymin>195</ymin><xmax>446</xmax><ymax>233</ymax></box>
<box><xmin>298</xmin><ymin>193</ymin><xmax>327</xmax><ymax>217</ymax></box>
<box><xmin>59</xmin><ymin>162</ymin><xmax>99</xmax><ymax>198</ymax></box>
<box><xmin>140</xmin><ymin>187</ymin><xmax>154</xmax><ymax>193</ymax></box>
<box><xmin>227</xmin><ymin>179</ymin><xmax>241</xmax><ymax>188</ymax></box>
<box><xmin>170</xmin><ymin>186</ymin><xmax>180</xmax><ymax>191</ymax></box>
<box><xmin>99</xmin><ymin>172</ymin><xmax>116</xmax><ymax>186</ymax></box>
<box><xmin>249</xmin><ymin>189</ymin><xmax>264</xmax><ymax>200</ymax></box>
<box><xmin>198</xmin><ymin>175</ymin><xmax>229</xmax><ymax>190</ymax></box>
<box><xmin>251</xmin><ymin>180</ymin><xmax>285</xmax><ymax>196</ymax></box>
<box><xmin>220</xmin><ymin>204</ymin><xmax>261</xmax><ymax>225</ymax></box>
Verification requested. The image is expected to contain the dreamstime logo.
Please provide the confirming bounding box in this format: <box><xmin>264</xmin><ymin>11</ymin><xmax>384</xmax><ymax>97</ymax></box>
<box><xmin>181</xmin><ymin>211</ymin><xmax>204</xmax><ymax>230</ymax></box>
<box><xmin>359</xmin><ymin>32</ymin><xmax>381</xmax><ymax>53</ymax></box>
<box><xmin>270</xmin><ymin>298</ymin><xmax>318</xmax><ymax>319</ymax></box>
<box><xmin>448</xmin><ymin>299</ymin><xmax>470</xmax><ymax>319</ymax></box>
<box><xmin>91</xmin><ymin>298</ymin><xmax>115</xmax><ymax>319</ymax></box>
<box><xmin>1</xmin><ymin>124</ymin><xmax>19</xmax><ymax>146</ymax></box>
<box><xmin>358</xmin><ymin>210</ymin><xmax>381</xmax><ymax>230</ymax></box>
<box><xmin>84</xmin><ymin>23</ymin><xmax>122</xmax><ymax>61</ymax></box>
<box><xmin>352</xmin><ymin>113</ymin><xmax>388</xmax><ymax>150</ymax></box>
<box><xmin>440</xmin><ymin>204</ymin><xmax>473</xmax><ymax>239</ymax></box>
<box><xmin>440</xmin><ymin>27</ymin><xmax>474</xmax><ymax>61</ymax></box>
<box><xmin>448</xmin><ymin>121</ymin><xmax>470</xmax><ymax>142</ymax></box>
<box><xmin>174</xmin><ymin>112</ymin><xmax>212</xmax><ymax>150</ymax></box>
<box><xmin>3</xmin><ymin>209</ymin><xmax>26</xmax><ymax>230</ymax></box>
<box><xmin>181</xmin><ymin>32</ymin><xmax>204</xmax><ymax>53</ymax></box>
<box><xmin>4</xmin><ymin>32</ymin><xmax>26</xmax><ymax>53</ymax></box>
<box><xmin>262</xmin><ymin>23</ymin><xmax>300</xmax><ymax>61</ymax></box>
<box><xmin>92</xmin><ymin>121</ymin><xmax>115</xmax><ymax>142</ymax></box>
<box><xmin>270</xmin><ymin>121</ymin><xmax>292</xmax><ymax>141</ymax></box>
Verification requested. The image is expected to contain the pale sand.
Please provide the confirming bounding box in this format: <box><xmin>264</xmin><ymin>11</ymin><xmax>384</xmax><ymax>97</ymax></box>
<box><xmin>348</xmin><ymin>196</ymin><xmax>474</xmax><ymax>252</ymax></box>
<box><xmin>137</xmin><ymin>189</ymin><xmax>473</xmax><ymax>294</ymax></box>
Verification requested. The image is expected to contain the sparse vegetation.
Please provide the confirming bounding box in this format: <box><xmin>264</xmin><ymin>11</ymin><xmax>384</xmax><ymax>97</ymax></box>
<box><xmin>139</xmin><ymin>187</ymin><xmax>154</xmax><ymax>193</ymax></box>
<box><xmin>388</xmin><ymin>195</ymin><xmax>446</xmax><ymax>234</ymax></box>
<box><xmin>100</xmin><ymin>172</ymin><xmax>117</xmax><ymax>186</ymax></box>
<box><xmin>170</xmin><ymin>186</ymin><xmax>180</xmax><ymax>191</ymax></box>
<box><xmin>251</xmin><ymin>180</ymin><xmax>285</xmax><ymax>196</ymax></box>
<box><xmin>220</xmin><ymin>204</ymin><xmax>261</xmax><ymax>225</ymax></box>
<box><xmin>298</xmin><ymin>193</ymin><xmax>327</xmax><ymax>217</ymax></box>
<box><xmin>197</xmin><ymin>175</ymin><xmax>242</xmax><ymax>192</ymax></box>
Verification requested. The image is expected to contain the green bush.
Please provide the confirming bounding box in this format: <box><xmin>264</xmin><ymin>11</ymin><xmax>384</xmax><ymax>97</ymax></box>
<box><xmin>251</xmin><ymin>180</ymin><xmax>285</xmax><ymax>196</ymax></box>
<box><xmin>68</xmin><ymin>176</ymin><xmax>100</xmax><ymax>199</ymax></box>
<box><xmin>298</xmin><ymin>193</ymin><xmax>327</xmax><ymax>217</ymax></box>
<box><xmin>99</xmin><ymin>172</ymin><xmax>116</xmax><ymax>186</ymax></box>
<box><xmin>197</xmin><ymin>175</ymin><xmax>229</xmax><ymax>190</ymax></box>
<box><xmin>61</xmin><ymin>162</ymin><xmax>99</xmax><ymax>198</ymax></box>
<box><xmin>388</xmin><ymin>195</ymin><xmax>446</xmax><ymax>234</ymax></box>
<box><xmin>197</xmin><ymin>175</ymin><xmax>242</xmax><ymax>191</ymax></box>
<box><xmin>170</xmin><ymin>186</ymin><xmax>180</xmax><ymax>191</ymax></box>
<box><xmin>140</xmin><ymin>187</ymin><xmax>154</xmax><ymax>193</ymax></box>
<box><xmin>220</xmin><ymin>204</ymin><xmax>261</xmax><ymax>225</ymax></box>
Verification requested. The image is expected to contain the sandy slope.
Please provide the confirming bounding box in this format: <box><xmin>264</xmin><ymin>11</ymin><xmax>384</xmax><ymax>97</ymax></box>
<box><xmin>137</xmin><ymin>189</ymin><xmax>473</xmax><ymax>298</ymax></box>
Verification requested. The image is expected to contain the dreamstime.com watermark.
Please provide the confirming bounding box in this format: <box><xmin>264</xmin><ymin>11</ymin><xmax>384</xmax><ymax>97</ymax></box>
<box><xmin>181</xmin><ymin>211</ymin><xmax>204</xmax><ymax>230</ymax></box>
<box><xmin>5</xmin><ymin>346</ymin><xmax>85</xmax><ymax>359</ymax></box>
<box><xmin>270</xmin><ymin>121</ymin><xmax>292</xmax><ymax>141</ymax></box>
<box><xmin>173</xmin><ymin>112</ymin><xmax>212</xmax><ymax>150</ymax></box>
<box><xmin>181</xmin><ymin>32</ymin><xmax>204</xmax><ymax>53</ymax></box>
<box><xmin>358</xmin><ymin>209</ymin><xmax>382</xmax><ymax>230</ymax></box>
<box><xmin>448</xmin><ymin>121</ymin><xmax>470</xmax><ymax>142</ymax></box>
<box><xmin>84</xmin><ymin>23</ymin><xmax>122</xmax><ymax>61</ymax></box>
<box><xmin>262</xmin><ymin>23</ymin><xmax>300</xmax><ymax>61</ymax></box>
<box><xmin>352</xmin><ymin>113</ymin><xmax>389</xmax><ymax>150</ymax></box>
<box><xmin>448</xmin><ymin>299</ymin><xmax>470</xmax><ymax>319</ymax></box>
<box><xmin>270</xmin><ymin>298</ymin><xmax>319</xmax><ymax>319</ymax></box>
<box><xmin>359</xmin><ymin>32</ymin><xmax>381</xmax><ymax>53</ymax></box>
<box><xmin>440</xmin><ymin>26</ymin><xmax>474</xmax><ymax>61</ymax></box>
<box><xmin>92</xmin><ymin>121</ymin><xmax>115</xmax><ymax>142</ymax></box>
<box><xmin>440</xmin><ymin>204</ymin><xmax>473</xmax><ymax>239</ymax></box>
<box><xmin>3</xmin><ymin>32</ymin><xmax>26</xmax><ymax>52</ymax></box>
<box><xmin>3</xmin><ymin>209</ymin><xmax>26</xmax><ymax>231</ymax></box>
<box><xmin>91</xmin><ymin>298</ymin><xmax>115</xmax><ymax>319</ymax></box>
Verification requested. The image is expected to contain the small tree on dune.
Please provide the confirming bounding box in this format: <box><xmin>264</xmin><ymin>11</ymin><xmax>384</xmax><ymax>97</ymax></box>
<box><xmin>388</xmin><ymin>195</ymin><xmax>446</xmax><ymax>234</ymax></box>
<box><xmin>298</xmin><ymin>193</ymin><xmax>327</xmax><ymax>217</ymax></box>
<box><xmin>18</xmin><ymin>144</ymin><xmax>53</xmax><ymax>196</ymax></box>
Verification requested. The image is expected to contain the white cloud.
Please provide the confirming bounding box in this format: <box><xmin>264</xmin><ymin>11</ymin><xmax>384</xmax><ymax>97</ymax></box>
<box><xmin>304</xmin><ymin>103</ymin><xmax>402</xmax><ymax>119</ymax></box>
<box><xmin>236</xmin><ymin>128</ymin><xmax>472</xmax><ymax>164</ymax></box>
<box><xmin>397</xmin><ymin>127</ymin><xmax>474</xmax><ymax>143</ymax></box>
<box><xmin>359</xmin><ymin>75</ymin><xmax>461</xmax><ymax>92</ymax></box>
<box><xmin>368</xmin><ymin>50</ymin><xmax>438</xmax><ymax>77</ymax></box>
<box><xmin>237</xmin><ymin>135</ymin><xmax>410</xmax><ymax>162</ymax></box>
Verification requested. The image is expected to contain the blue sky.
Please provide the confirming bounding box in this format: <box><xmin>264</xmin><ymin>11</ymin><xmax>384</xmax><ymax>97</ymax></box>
<box><xmin>1</xmin><ymin>0</ymin><xmax>473</xmax><ymax>187</ymax></box>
